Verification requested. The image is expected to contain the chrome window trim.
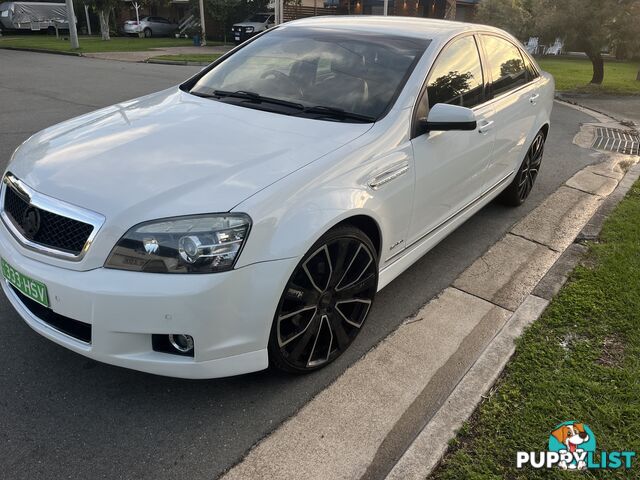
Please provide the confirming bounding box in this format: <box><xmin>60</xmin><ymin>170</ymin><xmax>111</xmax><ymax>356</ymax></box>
<box><xmin>0</xmin><ymin>173</ymin><xmax>105</xmax><ymax>261</ymax></box>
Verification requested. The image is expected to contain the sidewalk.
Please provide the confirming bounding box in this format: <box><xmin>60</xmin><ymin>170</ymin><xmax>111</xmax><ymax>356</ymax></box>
<box><xmin>558</xmin><ymin>93</ymin><xmax>640</xmax><ymax>126</ymax></box>
<box><xmin>82</xmin><ymin>45</ymin><xmax>232</xmax><ymax>63</ymax></box>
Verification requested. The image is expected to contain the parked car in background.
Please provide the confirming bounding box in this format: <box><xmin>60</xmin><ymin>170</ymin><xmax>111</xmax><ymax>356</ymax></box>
<box><xmin>231</xmin><ymin>13</ymin><xmax>274</xmax><ymax>44</ymax></box>
<box><xmin>0</xmin><ymin>1</ymin><xmax>72</xmax><ymax>34</ymax></box>
<box><xmin>123</xmin><ymin>16</ymin><xmax>177</xmax><ymax>37</ymax></box>
<box><xmin>0</xmin><ymin>17</ymin><xmax>553</xmax><ymax>379</ymax></box>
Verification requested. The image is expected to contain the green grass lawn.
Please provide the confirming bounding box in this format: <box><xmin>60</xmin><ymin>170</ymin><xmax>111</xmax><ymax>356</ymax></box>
<box><xmin>149</xmin><ymin>53</ymin><xmax>221</xmax><ymax>64</ymax></box>
<box><xmin>431</xmin><ymin>179</ymin><xmax>640</xmax><ymax>479</ymax></box>
<box><xmin>0</xmin><ymin>35</ymin><xmax>210</xmax><ymax>53</ymax></box>
<box><xmin>538</xmin><ymin>57</ymin><xmax>640</xmax><ymax>95</ymax></box>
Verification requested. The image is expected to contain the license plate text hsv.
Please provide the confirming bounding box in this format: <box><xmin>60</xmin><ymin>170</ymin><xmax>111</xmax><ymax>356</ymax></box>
<box><xmin>1</xmin><ymin>258</ymin><xmax>49</xmax><ymax>307</ymax></box>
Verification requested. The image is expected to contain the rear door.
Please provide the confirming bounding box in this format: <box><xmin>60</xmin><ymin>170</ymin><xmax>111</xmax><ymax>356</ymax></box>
<box><xmin>478</xmin><ymin>34</ymin><xmax>540</xmax><ymax>186</ymax></box>
<box><xmin>407</xmin><ymin>34</ymin><xmax>496</xmax><ymax>245</ymax></box>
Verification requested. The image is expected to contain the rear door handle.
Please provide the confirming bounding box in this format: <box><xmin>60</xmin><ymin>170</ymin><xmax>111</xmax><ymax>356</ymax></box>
<box><xmin>478</xmin><ymin>120</ymin><xmax>494</xmax><ymax>134</ymax></box>
<box><xmin>529</xmin><ymin>93</ymin><xmax>540</xmax><ymax>104</ymax></box>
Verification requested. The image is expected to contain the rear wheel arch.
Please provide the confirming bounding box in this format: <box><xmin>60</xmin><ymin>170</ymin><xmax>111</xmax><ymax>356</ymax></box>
<box><xmin>540</xmin><ymin>123</ymin><xmax>550</xmax><ymax>139</ymax></box>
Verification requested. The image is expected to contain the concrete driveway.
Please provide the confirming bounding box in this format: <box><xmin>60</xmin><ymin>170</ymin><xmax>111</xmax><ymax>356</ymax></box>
<box><xmin>0</xmin><ymin>50</ymin><xmax>602</xmax><ymax>480</ymax></box>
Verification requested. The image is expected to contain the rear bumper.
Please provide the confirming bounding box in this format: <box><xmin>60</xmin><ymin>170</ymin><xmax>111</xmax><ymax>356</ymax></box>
<box><xmin>123</xmin><ymin>24</ymin><xmax>142</xmax><ymax>34</ymax></box>
<box><xmin>0</xmin><ymin>222</ymin><xmax>298</xmax><ymax>379</ymax></box>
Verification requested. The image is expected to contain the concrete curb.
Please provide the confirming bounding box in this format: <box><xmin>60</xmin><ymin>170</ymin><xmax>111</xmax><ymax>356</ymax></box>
<box><xmin>388</xmin><ymin>158</ymin><xmax>640</xmax><ymax>480</ymax></box>
<box><xmin>145</xmin><ymin>58</ymin><xmax>210</xmax><ymax>66</ymax></box>
<box><xmin>0</xmin><ymin>46</ymin><xmax>82</xmax><ymax>56</ymax></box>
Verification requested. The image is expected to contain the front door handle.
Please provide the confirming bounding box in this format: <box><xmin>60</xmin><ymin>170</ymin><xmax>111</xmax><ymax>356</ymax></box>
<box><xmin>478</xmin><ymin>120</ymin><xmax>495</xmax><ymax>134</ymax></box>
<box><xmin>529</xmin><ymin>93</ymin><xmax>540</xmax><ymax>105</ymax></box>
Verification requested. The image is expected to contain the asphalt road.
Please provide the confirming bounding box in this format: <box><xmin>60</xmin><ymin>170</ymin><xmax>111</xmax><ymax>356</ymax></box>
<box><xmin>0</xmin><ymin>50</ymin><xmax>600</xmax><ymax>480</ymax></box>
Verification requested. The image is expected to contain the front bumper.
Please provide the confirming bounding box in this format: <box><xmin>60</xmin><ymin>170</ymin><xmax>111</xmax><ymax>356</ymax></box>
<box><xmin>0</xmin><ymin>223</ymin><xmax>297</xmax><ymax>379</ymax></box>
<box><xmin>231</xmin><ymin>29</ymin><xmax>256</xmax><ymax>43</ymax></box>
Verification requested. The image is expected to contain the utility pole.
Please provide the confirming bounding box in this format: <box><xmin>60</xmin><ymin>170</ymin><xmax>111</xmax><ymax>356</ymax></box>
<box><xmin>198</xmin><ymin>0</ymin><xmax>206</xmax><ymax>46</ymax></box>
<box><xmin>65</xmin><ymin>0</ymin><xmax>79</xmax><ymax>49</ymax></box>
<box><xmin>383</xmin><ymin>0</ymin><xmax>388</xmax><ymax>15</ymax></box>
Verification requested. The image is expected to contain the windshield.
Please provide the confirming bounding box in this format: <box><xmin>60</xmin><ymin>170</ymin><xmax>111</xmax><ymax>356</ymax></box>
<box><xmin>247</xmin><ymin>14</ymin><xmax>271</xmax><ymax>23</ymax></box>
<box><xmin>188</xmin><ymin>27</ymin><xmax>430</xmax><ymax>121</ymax></box>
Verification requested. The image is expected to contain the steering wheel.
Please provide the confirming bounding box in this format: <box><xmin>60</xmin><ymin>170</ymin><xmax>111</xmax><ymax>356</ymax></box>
<box><xmin>260</xmin><ymin>69</ymin><xmax>304</xmax><ymax>97</ymax></box>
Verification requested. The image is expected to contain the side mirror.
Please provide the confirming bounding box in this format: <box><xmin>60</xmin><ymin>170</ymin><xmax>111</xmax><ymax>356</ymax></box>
<box><xmin>419</xmin><ymin>103</ymin><xmax>477</xmax><ymax>134</ymax></box>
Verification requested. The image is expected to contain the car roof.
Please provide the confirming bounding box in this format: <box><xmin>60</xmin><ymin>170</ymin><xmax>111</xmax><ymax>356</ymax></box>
<box><xmin>283</xmin><ymin>16</ymin><xmax>506</xmax><ymax>41</ymax></box>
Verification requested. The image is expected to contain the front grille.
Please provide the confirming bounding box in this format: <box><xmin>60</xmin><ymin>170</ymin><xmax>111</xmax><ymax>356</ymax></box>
<box><xmin>3</xmin><ymin>185</ymin><xmax>94</xmax><ymax>255</ymax></box>
<box><xmin>9</xmin><ymin>284</ymin><xmax>92</xmax><ymax>343</ymax></box>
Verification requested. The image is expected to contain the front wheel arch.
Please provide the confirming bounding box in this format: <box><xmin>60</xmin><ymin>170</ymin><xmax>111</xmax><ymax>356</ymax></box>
<box><xmin>331</xmin><ymin>215</ymin><xmax>382</xmax><ymax>262</ymax></box>
<box><xmin>268</xmin><ymin>224</ymin><xmax>379</xmax><ymax>373</ymax></box>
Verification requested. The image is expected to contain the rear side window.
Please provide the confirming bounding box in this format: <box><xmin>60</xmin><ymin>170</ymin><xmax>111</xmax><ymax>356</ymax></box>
<box><xmin>482</xmin><ymin>35</ymin><xmax>527</xmax><ymax>97</ymax></box>
<box><xmin>524</xmin><ymin>55</ymin><xmax>539</xmax><ymax>82</ymax></box>
<box><xmin>425</xmin><ymin>36</ymin><xmax>484</xmax><ymax>110</ymax></box>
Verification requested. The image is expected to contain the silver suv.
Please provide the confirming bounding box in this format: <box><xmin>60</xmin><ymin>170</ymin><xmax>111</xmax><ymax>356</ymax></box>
<box><xmin>231</xmin><ymin>13</ymin><xmax>274</xmax><ymax>44</ymax></box>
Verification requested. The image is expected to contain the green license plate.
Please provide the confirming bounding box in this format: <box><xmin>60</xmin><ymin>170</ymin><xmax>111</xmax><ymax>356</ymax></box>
<box><xmin>1</xmin><ymin>258</ymin><xmax>49</xmax><ymax>307</ymax></box>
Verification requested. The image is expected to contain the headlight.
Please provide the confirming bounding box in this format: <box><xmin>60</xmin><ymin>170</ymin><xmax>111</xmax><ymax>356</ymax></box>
<box><xmin>104</xmin><ymin>214</ymin><xmax>251</xmax><ymax>273</ymax></box>
<box><xmin>245</xmin><ymin>26</ymin><xmax>254</xmax><ymax>33</ymax></box>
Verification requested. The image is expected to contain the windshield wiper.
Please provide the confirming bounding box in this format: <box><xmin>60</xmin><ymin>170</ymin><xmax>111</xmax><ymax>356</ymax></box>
<box><xmin>298</xmin><ymin>105</ymin><xmax>376</xmax><ymax>123</ymax></box>
<box><xmin>191</xmin><ymin>90</ymin><xmax>375</xmax><ymax>122</ymax></box>
<box><xmin>212</xmin><ymin>90</ymin><xmax>305</xmax><ymax>110</ymax></box>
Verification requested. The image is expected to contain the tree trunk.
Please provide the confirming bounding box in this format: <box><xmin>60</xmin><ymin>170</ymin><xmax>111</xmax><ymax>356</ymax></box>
<box><xmin>444</xmin><ymin>0</ymin><xmax>456</xmax><ymax>20</ymax></box>
<box><xmin>586</xmin><ymin>51</ymin><xmax>604</xmax><ymax>85</ymax></box>
<box><xmin>636</xmin><ymin>68</ymin><xmax>640</xmax><ymax>81</ymax></box>
<box><xmin>98</xmin><ymin>9</ymin><xmax>110</xmax><ymax>41</ymax></box>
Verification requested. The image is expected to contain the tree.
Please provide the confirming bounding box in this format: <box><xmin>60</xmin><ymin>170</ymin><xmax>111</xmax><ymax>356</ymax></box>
<box><xmin>477</xmin><ymin>0</ymin><xmax>639</xmax><ymax>85</ymax></box>
<box><xmin>87</xmin><ymin>0</ymin><xmax>119</xmax><ymax>40</ymax></box>
<box><xmin>531</xmin><ymin>0</ymin><xmax>638</xmax><ymax>85</ymax></box>
<box><xmin>475</xmin><ymin>0</ymin><xmax>532</xmax><ymax>39</ymax></box>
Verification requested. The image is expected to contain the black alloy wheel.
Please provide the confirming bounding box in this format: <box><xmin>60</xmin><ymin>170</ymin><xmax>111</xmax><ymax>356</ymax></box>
<box><xmin>268</xmin><ymin>226</ymin><xmax>378</xmax><ymax>373</ymax></box>
<box><xmin>499</xmin><ymin>130</ymin><xmax>546</xmax><ymax>206</ymax></box>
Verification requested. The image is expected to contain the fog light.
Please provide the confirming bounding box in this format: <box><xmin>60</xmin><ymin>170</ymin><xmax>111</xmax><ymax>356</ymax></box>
<box><xmin>168</xmin><ymin>334</ymin><xmax>194</xmax><ymax>353</ymax></box>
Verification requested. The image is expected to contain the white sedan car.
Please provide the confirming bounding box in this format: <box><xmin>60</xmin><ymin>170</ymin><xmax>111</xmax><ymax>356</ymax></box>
<box><xmin>0</xmin><ymin>17</ymin><xmax>553</xmax><ymax>378</ymax></box>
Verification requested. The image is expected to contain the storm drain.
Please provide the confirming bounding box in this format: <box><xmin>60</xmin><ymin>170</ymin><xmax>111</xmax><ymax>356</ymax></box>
<box><xmin>592</xmin><ymin>127</ymin><xmax>640</xmax><ymax>155</ymax></box>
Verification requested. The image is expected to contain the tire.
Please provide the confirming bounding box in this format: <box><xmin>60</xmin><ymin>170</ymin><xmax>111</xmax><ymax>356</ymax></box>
<box><xmin>268</xmin><ymin>225</ymin><xmax>378</xmax><ymax>373</ymax></box>
<box><xmin>143</xmin><ymin>28</ymin><xmax>152</xmax><ymax>38</ymax></box>
<box><xmin>499</xmin><ymin>129</ymin><xmax>546</xmax><ymax>206</ymax></box>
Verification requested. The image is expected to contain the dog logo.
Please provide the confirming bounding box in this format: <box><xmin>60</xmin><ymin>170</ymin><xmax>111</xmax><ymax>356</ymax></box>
<box><xmin>517</xmin><ymin>420</ymin><xmax>636</xmax><ymax>470</ymax></box>
<box><xmin>549</xmin><ymin>422</ymin><xmax>595</xmax><ymax>470</ymax></box>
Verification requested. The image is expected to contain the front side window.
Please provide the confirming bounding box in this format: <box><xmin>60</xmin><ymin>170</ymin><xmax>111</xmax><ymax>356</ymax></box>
<box><xmin>188</xmin><ymin>28</ymin><xmax>430</xmax><ymax>121</ymax></box>
<box><xmin>426</xmin><ymin>35</ymin><xmax>484</xmax><ymax>109</ymax></box>
<box><xmin>482</xmin><ymin>35</ymin><xmax>527</xmax><ymax>97</ymax></box>
<box><xmin>415</xmin><ymin>35</ymin><xmax>484</xmax><ymax>123</ymax></box>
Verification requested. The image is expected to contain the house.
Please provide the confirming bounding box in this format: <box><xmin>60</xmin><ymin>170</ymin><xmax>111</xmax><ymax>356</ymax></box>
<box><xmin>322</xmin><ymin>0</ymin><xmax>479</xmax><ymax>20</ymax></box>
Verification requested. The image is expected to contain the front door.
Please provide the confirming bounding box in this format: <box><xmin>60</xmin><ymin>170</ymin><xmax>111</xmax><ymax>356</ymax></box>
<box><xmin>407</xmin><ymin>34</ymin><xmax>496</xmax><ymax>246</ymax></box>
